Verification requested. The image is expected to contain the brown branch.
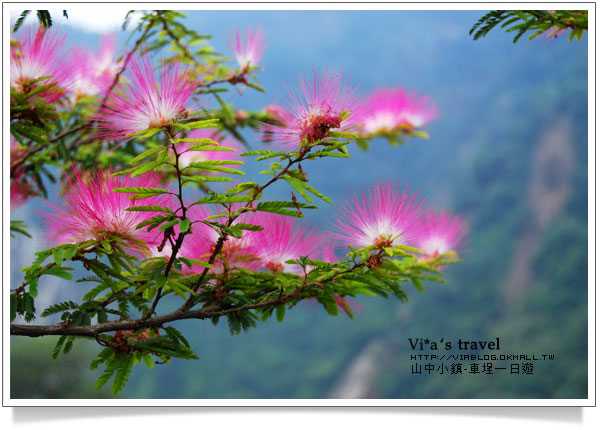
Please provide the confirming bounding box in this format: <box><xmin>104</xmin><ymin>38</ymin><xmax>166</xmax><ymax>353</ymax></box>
<box><xmin>524</xmin><ymin>10</ymin><xmax>587</xmax><ymax>31</ymax></box>
<box><xmin>143</xmin><ymin>230</ymin><xmax>186</xmax><ymax>320</ymax></box>
<box><xmin>10</xmin><ymin>124</ymin><xmax>91</xmax><ymax>177</ymax></box>
<box><xmin>10</xmin><ymin>282</ymin><xmax>26</xmax><ymax>295</ymax></box>
<box><xmin>48</xmin><ymin>124</ymin><xmax>89</xmax><ymax>143</ymax></box>
<box><xmin>198</xmin><ymin>75</ymin><xmax>245</xmax><ymax>89</ymax></box>
<box><xmin>11</xmin><ymin>292</ymin><xmax>302</xmax><ymax>338</ymax></box>
<box><xmin>10</xmin><ymin>144</ymin><xmax>45</xmax><ymax>177</ymax></box>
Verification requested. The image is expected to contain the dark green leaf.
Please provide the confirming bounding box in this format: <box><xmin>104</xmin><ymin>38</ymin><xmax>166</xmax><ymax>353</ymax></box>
<box><xmin>275</xmin><ymin>304</ymin><xmax>285</xmax><ymax>322</ymax></box>
<box><xmin>52</xmin><ymin>336</ymin><xmax>67</xmax><ymax>360</ymax></box>
<box><xmin>41</xmin><ymin>266</ymin><xmax>73</xmax><ymax>281</ymax></box>
<box><xmin>13</xmin><ymin>10</ymin><xmax>31</xmax><ymax>32</ymax></box>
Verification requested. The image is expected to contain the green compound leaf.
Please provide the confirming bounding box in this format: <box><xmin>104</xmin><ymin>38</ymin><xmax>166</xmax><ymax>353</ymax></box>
<box><xmin>113</xmin><ymin>187</ymin><xmax>169</xmax><ymax>194</ymax></box>
<box><xmin>41</xmin><ymin>266</ymin><xmax>73</xmax><ymax>281</ymax></box>
<box><xmin>130</xmin><ymin>146</ymin><xmax>167</xmax><ymax>165</ymax></box>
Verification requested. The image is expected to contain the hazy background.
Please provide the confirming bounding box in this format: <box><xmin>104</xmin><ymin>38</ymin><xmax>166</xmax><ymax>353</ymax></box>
<box><xmin>10</xmin><ymin>9</ymin><xmax>588</xmax><ymax>399</ymax></box>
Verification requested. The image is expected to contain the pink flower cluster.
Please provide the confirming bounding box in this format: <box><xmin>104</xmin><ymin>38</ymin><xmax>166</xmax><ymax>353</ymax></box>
<box><xmin>176</xmin><ymin>208</ymin><xmax>327</xmax><ymax>275</ymax></box>
<box><xmin>10</xmin><ymin>26</ymin><xmax>121</xmax><ymax>104</ymax></box>
<box><xmin>360</xmin><ymin>87</ymin><xmax>439</xmax><ymax>135</ymax></box>
<box><xmin>23</xmin><ymin>22</ymin><xmax>462</xmax><ymax>286</ymax></box>
<box><xmin>228</xmin><ymin>27</ymin><xmax>266</xmax><ymax>70</ymax></box>
<box><xmin>10</xmin><ymin>26</ymin><xmax>70</xmax><ymax>103</ymax></box>
<box><xmin>262</xmin><ymin>69</ymin><xmax>362</xmax><ymax>149</ymax></box>
<box><xmin>40</xmin><ymin>167</ymin><xmax>172</xmax><ymax>254</ymax></box>
<box><xmin>68</xmin><ymin>36</ymin><xmax>120</xmax><ymax>101</ymax></box>
<box><xmin>10</xmin><ymin>138</ymin><xmax>36</xmax><ymax>209</ymax></box>
<box><xmin>331</xmin><ymin>181</ymin><xmax>467</xmax><ymax>261</ymax></box>
<box><xmin>94</xmin><ymin>25</ymin><xmax>266</xmax><ymax>143</ymax></box>
<box><xmin>95</xmin><ymin>54</ymin><xmax>201</xmax><ymax>144</ymax></box>
<box><xmin>40</xmin><ymin>168</ymin><xmax>466</xmax><ymax>269</ymax></box>
<box><xmin>262</xmin><ymin>74</ymin><xmax>440</xmax><ymax>149</ymax></box>
<box><xmin>11</xmin><ymin>25</ymin><xmax>441</xmax><ymax>154</ymax></box>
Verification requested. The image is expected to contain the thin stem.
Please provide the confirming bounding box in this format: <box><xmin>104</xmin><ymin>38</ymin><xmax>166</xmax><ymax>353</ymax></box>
<box><xmin>156</xmin><ymin>11</ymin><xmax>194</xmax><ymax>62</ymax></box>
<box><xmin>10</xmin><ymin>124</ymin><xmax>90</xmax><ymax>176</ymax></box>
<box><xmin>143</xmin><ymin>128</ymin><xmax>189</xmax><ymax>320</ymax></box>
<box><xmin>181</xmin><ymin>150</ymin><xmax>307</xmax><ymax>311</ymax></box>
<box><xmin>99</xmin><ymin>17</ymin><xmax>155</xmax><ymax>111</ymax></box>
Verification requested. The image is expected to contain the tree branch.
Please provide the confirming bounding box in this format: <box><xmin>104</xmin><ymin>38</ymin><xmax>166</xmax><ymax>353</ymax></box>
<box><xmin>11</xmin><ymin>291</ymin><xmax>303</xmax><ymax>338</ymax></box>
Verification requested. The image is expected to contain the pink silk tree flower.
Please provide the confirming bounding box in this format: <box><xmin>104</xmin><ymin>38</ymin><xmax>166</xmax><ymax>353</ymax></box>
<box><xmin>249</xmin><ymin>213</ymin><xmax>326</xmax><ymax>274</ymax></box>
<box><xmin>228</xmin><ymin>26</ymin><xmax>266</xmax><ymax>70</ymax></box>
<box><xmin>68</xmin><ymin>48</ymin><xmax>113</xmax><ymax>101</ymax></box>
<box><xmin>175</xmin><ymin>129</ymin><xmax>241</xmax><ymax>170</ymax></box>
<box><xmin>40</xmin><ymin>167</ymin><xmax>172</xmax><ymax>254</ymax></box>
<box><xmin>94</xmin><ymin>35</ymin><xmax>121</xmax><ymax>79</ymax></box>
<box><xmin>360</xmin><ymin>87</ymin><xmax>439</xmax><ymax>135</ymax></box>
<box><xmin>10</xmin><ymin>25</ymin><xmax>70</xmax><ymax>103</ymax></box>
<box><xmin>10</xmin><ymin>138</ymin><xmax>35</xmax><ymax>209</ymax></box>
<box><xmin>262</xmin><ymin>69</ymin><xmax>362</xmax><ymax>150</ymax></box>
<box><xmin>178</xmin><ymin>206</ymin><xmax>261</xmax><ymax>274</ymax></box>
<box><xmin>68</xmin><ymin>35</ymin><xmax>119</xmax><ymax>101</ymax></box>
<box><xmin>416</xmin><ymin>209</ymin><xmax>467</xmax><ymax>259</ymax></box>
<box><xmin>331</xmin><ymin>181</ymin><xmax>424</xmax><ymax>249</ymax></box>
<box><xmin>95</xmin><ymin>55</ymin><xmax>200</xmax><ymax>144</ymax></box>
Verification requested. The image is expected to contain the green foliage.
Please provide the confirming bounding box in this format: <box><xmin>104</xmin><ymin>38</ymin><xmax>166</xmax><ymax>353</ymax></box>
<box><xmin>470</xmin><ymin>10</ymin><xmax>588</xmax><ymax>43</ymax></box>
<box><xmin>10</xmin><ymin>220</ymin><xmax>31</xmax><ymax>238</ymax></box>
<box><xmin>255</xmin><ymin>200</ymin><xmax>318</xmax><ymax>217</ymax></box>
<box><xmin>12</xmin><ymin>10</ymin><xmax>32</xmax><ymax>32</ymax></box>
<box><xmin>13</xmin><ymin>9</ymin><xmax>69</xmax><ymax>32</ymax></box>
<box><xmin>10</xmin><ymin>291</ymin><xmax>36</xmax><ymax>322</ymax></box>
<box><xmin>35</xmin><ymin>10</ymin><xmax>53</xmax><ymax>28</ymax></box>
<box><xmin>89</xmin><ymin>326</ymin><xmax>200</xmax><ymax>394</ymax></box>
<box><xmin>9</xmin><ymin>9</ymin><xmax>451</xmax><ymax>397</ymax></box>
